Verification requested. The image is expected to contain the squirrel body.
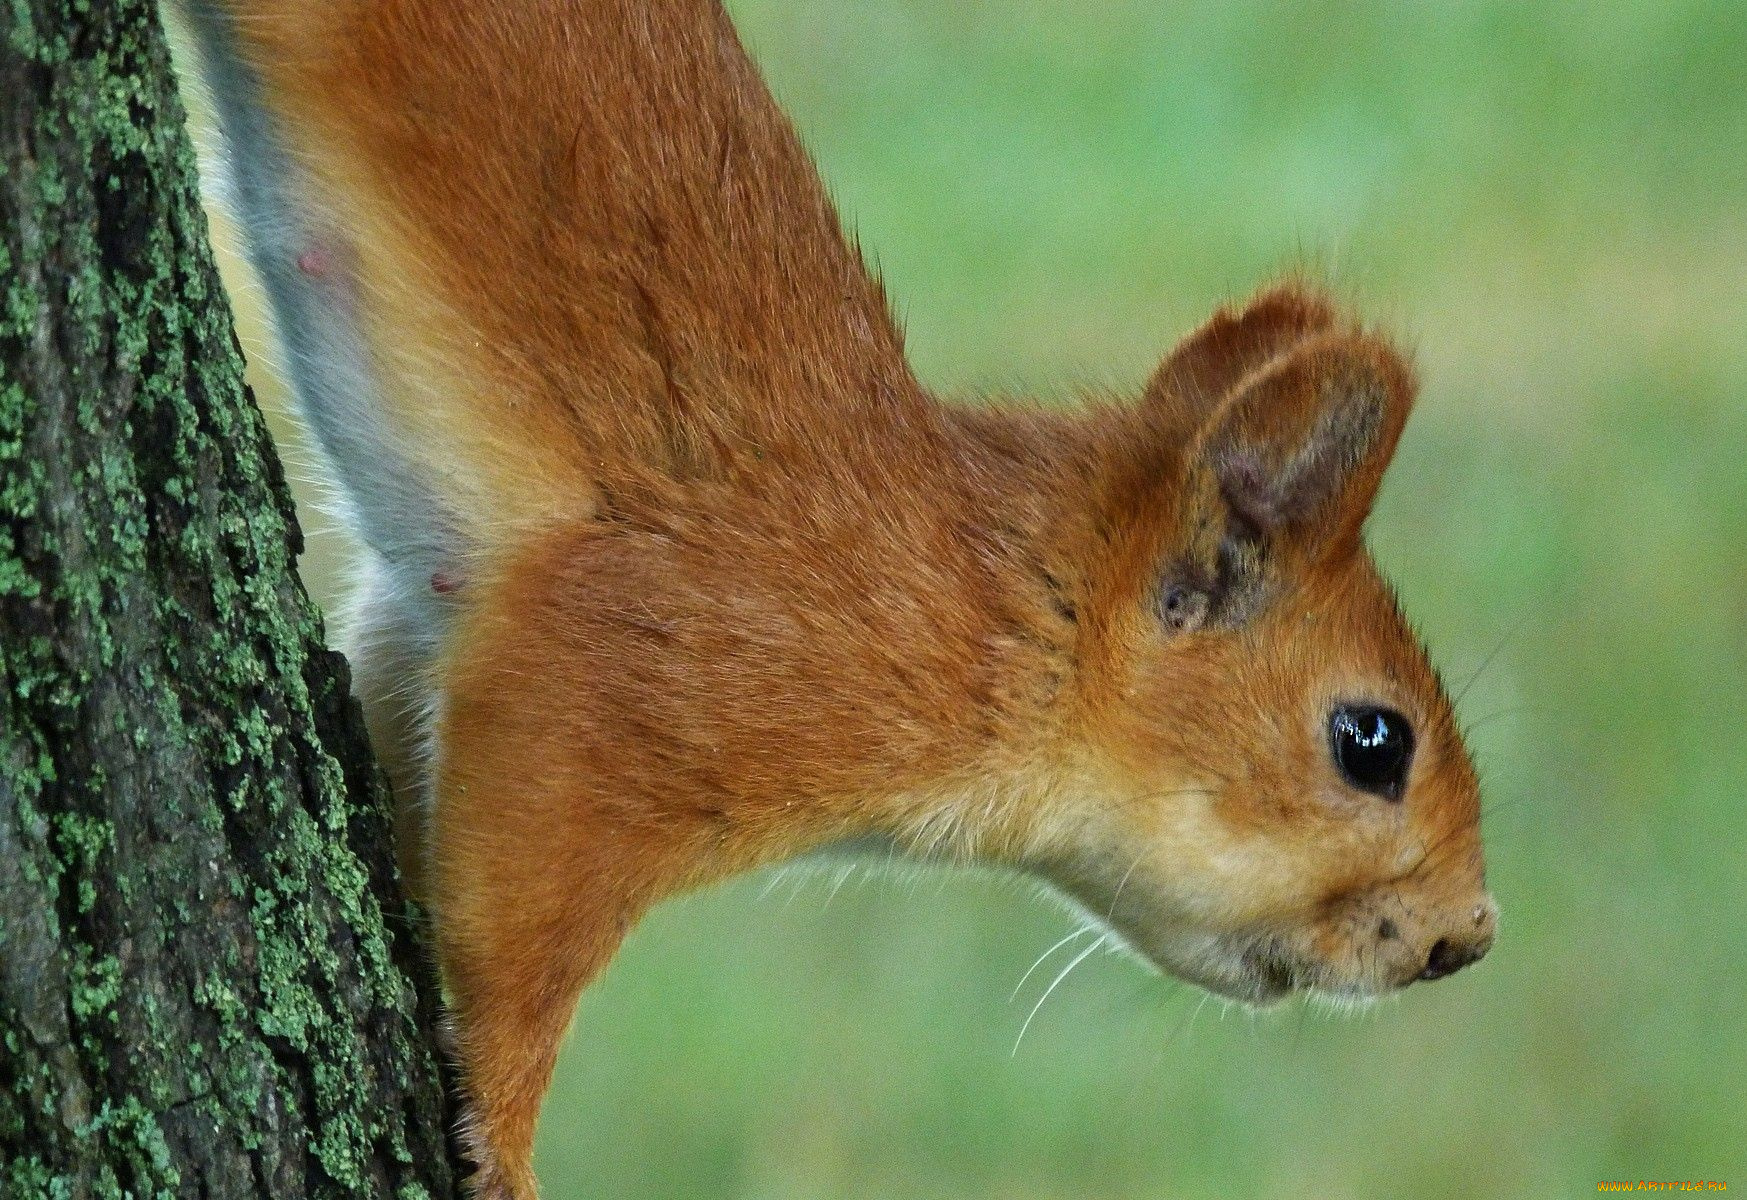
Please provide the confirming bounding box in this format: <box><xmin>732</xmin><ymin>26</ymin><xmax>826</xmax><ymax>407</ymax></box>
<box><xmin>181</xmin><ymin>2</ymin><xmax>1497</xmax><ymax>1196</ymax></box>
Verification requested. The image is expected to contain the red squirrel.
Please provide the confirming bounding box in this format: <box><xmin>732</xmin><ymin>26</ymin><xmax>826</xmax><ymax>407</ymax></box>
<box><xmin>180</xmin><ymin>1</ymin><xmax>1497</xmax><ymax>1195</ymax></box>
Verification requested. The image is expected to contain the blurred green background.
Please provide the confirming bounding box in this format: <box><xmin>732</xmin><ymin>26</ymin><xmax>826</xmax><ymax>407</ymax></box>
<box><xmin>204</xmin><ymin>1</ymin><xmax>1747</xmax><ymax>1196</ymax></box>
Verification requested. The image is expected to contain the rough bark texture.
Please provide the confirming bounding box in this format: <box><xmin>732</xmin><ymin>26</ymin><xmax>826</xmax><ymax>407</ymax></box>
<box><xmin>0</xmin><ymin>2</ymin><xmax>459</xmax><ymax>1196</ymax></box>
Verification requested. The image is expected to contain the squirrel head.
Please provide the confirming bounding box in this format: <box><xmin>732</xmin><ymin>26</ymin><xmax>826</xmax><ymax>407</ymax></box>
<box><xmin>1015</xmin><ymin>284</ymin><xmax>1494</xmax><ymax>1004</ymax></box>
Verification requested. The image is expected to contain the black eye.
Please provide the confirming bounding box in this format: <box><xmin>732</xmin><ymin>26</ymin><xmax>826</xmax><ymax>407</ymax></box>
<box><xmin>1329</xmin><ymin>705</ymin><xmax>1415</xmax><ymax>800</ymax></box>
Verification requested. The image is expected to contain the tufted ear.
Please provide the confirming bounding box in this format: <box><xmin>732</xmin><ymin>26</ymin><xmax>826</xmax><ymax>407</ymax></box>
<box><xmin>1145</xmin><ymin>283</ymin><xmax>1339</xmax><ymax>428</ymax></box>
<box><xmin>1159</xmin><ymin>326</ymin><xmax>1417</xmax><ymax>630</ymax></box>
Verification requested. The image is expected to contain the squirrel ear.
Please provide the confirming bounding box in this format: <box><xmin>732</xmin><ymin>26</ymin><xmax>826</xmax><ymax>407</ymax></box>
<box><xmin>1164</xmin><ymin>328</ymin><xmax>1417</xmax><ymax>624</ymax></box>
<box><xmin>1145</xmin><ymin>282</ymin><xmax>1339</xmax><ymax>427</ymax></box>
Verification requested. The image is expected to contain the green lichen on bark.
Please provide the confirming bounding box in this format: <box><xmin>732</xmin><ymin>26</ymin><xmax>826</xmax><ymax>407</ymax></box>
<box><xmin>0</xmin><ymin>2</ymin><xmax>458</xmax><ymax>1196</ymax></box>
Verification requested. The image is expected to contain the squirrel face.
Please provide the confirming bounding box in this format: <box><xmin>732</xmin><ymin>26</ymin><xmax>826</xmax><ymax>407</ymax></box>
<box><xmin>1061</xmin><ymin>554</ymin><xmax>1493</xmax><ymax>1005</ymax></box>
<box><xmin>1022</xmin><ymin>286</ymin><xmax>1494</xmax><ymax>1005</ymax></box>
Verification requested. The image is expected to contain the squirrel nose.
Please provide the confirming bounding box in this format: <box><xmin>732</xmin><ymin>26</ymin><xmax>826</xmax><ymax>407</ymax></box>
<box><xmin>1418</xmin><ymin>934</ymin><xmax>1489</xmax><ymax>981</ymax></box>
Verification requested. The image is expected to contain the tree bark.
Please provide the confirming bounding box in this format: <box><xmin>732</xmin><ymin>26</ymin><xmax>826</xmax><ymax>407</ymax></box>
<box><xmin>0</xmin><ymin>2</ymin><xmax>459</xmax><ymax>1196</ymax></box>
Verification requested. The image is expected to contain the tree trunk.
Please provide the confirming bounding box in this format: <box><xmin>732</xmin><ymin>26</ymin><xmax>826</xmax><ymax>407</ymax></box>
<box><xmin>0</xmin><ymin>2</ymin><xmax>460</xmax><ymax>1196</ymax></box>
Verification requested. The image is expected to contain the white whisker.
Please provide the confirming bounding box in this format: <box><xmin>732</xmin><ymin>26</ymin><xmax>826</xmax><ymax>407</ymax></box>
<box><xmin>1012</xmin><ymin>935</ymin><xmax>1106</xmax><ymax>1056</ymax></box>
<box><xmin>1107</xmin><ymin>850</ymin><xmax>1147</xmax><ymax>920</ymax></box>
<box><xmin>1009</xmin><ymin>926</ymin><xmax>1094</xmax><ymax>1004</ymax></box>
<box><xmin>822</xmin><ymin>863</ymin><xmax>856</xmax><ymax>908</ymax></box>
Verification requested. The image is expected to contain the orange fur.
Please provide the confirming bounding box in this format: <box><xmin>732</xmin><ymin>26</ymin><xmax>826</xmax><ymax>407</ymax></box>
<box><xmin>193</xmin><ymin>3</ymin><xmax>1496</xmax><ymax>1196</ymax></box>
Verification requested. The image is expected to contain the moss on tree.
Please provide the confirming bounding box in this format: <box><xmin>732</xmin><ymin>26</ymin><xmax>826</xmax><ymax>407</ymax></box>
<box><xmin>0</xmin><ymin>2</ymin><xmax>459</xmax><ymax>1195</ymax></box>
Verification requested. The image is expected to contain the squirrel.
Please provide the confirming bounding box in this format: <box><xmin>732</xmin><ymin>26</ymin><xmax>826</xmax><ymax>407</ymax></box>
<box><xmin>177</xmin><ymin>1</ymin><xmax>1498</xmax><ymax>1196</ymax></box>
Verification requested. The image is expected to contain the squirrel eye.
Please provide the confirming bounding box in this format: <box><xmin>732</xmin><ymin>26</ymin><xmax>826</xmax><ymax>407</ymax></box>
<box><xmin>1329</xmin><ymin>705</ymin><xmax>1414</xmax><ymax>800</ymax></box>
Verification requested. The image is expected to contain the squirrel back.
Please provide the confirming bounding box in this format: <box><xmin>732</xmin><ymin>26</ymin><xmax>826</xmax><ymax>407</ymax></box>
<box><xmin>184</xmin><ymin>0</ymin><xmax>933</xmax><ymax>561</ymax></box>
<box><xmin>180</xmin><ymin>4</ymin><xmax>1496</xmax><ymax>1198</ymax></box>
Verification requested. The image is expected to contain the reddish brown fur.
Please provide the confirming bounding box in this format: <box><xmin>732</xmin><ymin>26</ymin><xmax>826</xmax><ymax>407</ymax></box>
<box><xmin>209</xmin><ymin>3</ymin><xmax>1495</xmax><ymax>1196</ymax></box>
